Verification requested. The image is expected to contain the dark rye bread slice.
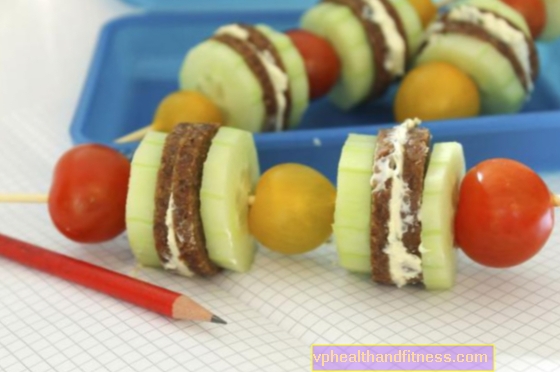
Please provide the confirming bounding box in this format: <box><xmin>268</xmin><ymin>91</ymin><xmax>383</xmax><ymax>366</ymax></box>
<box><xmin>213</xmin><ymin>25</ymin><xmax>290</xmax><ymax>132</ymax></box>
<box><xmin>238</xmin><ymin>24</ymin><xmax>292</xmax><ymax>131</ymax></box>
<box><xmin>153</xmin><ymin>124</ymin><xmax>190</xmax><ymax>268</ymax></box>
<box><xmin>435</xmin><ymin>11</ymin><xmax>539</xmax><ymax>91</ymax></box>
<box><xmin>370</xmin><ymin>127</ymin><xmax>430</xmax><ymax>285</ymax></box>
<box><xmin>154</xmin><ymin>123</ymin><xmax>221</xmax><ymax>277</ymax></box>
<box><xmin>323</xmin><ymin>0</ymin><xmax>408</xmax><ymax>100</ymax></box>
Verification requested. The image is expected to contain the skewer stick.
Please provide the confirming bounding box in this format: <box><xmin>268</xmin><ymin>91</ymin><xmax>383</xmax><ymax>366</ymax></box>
<box><xmin>0</xmin><ymin>194</ymin><xmax>49</xmax><ymax>203</ymax></box>
<box><xmin>115</xmin><ymin>125</ymin><xmax>151</xmax><ymax>144</ymax></box>
<box><xmin>553</xmin><ymin>194</ymin><xmax>560</xmax><ymax>207</ymax></box>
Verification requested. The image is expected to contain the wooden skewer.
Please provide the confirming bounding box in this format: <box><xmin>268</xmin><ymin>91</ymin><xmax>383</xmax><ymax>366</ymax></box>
<box><xmin>0</xmin><ymin>194</ymin><xmax>49</xmax><ymax>203</ymax></box>
<box><xmin>115</xmin><ymin>125</ymin><xmax>151</xmax><ymax>144</ymax></box>
<box><xmin>552</xmin><ymin>194</ymin><xmax>560</xmax><ymax>207</ymax></box>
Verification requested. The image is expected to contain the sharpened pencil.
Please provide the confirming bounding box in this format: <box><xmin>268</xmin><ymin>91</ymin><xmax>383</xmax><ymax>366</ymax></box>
<box><xmin>0</xmin><ymin>233</ymin><xmax>226</xmax><ymax>324</ymax></box>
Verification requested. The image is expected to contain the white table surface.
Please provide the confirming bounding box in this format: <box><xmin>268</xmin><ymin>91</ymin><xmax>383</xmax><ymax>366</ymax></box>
<box><xmin>0</xmin><ymin>0</ymin><xmax>136</xmax><ymax>135</ymax></box>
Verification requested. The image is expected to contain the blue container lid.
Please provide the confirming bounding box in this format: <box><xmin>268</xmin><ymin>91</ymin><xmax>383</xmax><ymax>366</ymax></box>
<box><xmin>119</xmin><ymin>0</ymin><xmax>316</xmax><ymax>12</ymax></box>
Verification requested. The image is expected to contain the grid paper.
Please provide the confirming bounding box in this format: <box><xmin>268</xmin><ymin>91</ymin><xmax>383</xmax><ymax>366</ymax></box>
<box><xmin>0</xmin><ymin>107</ymin><xmax>308</xmax><ymax>372</ymax></box>
<box><xmin>1</xmin><ymin>106</ymin><xmax>560</xmax><ymax>371</ymax></box>
<box><xmin>213</xmin><ymin>174</ymin><xmax>560</xmax><ymax>371</ymax></box>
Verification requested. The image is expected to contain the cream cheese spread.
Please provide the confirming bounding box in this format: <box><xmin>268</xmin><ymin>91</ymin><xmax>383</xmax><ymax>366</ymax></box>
<box><xmin>362</xmin><ymin>0</ymin><xmax>407</xmax><ymax>77</ymax></box>
<box><xmin>216</xmin><ymin>24</ymin><xmax>289</xmax><ymax>131</ymax></box>
<box><xmin>446</xmin><ymin>5</ymin><xmax>533</xmax><ymax>91</ymax></box>
<box><xmin>163</xmin><ymin>194</ymin><xmax>194</xmax><ymax>277</ymax></box>
<box><xmin>371</xmin><ymin>119</ymin><xmax>423</xmax><ymax>287</ymax></box>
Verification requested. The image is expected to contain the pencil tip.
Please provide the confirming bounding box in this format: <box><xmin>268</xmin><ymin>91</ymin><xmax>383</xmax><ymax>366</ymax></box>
<box><xmin>211</xmin><ymin>315</ymin><xmax>227</xmax><ymax>325</ymax></box>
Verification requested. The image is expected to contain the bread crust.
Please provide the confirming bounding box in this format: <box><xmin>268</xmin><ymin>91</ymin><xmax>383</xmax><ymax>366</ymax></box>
<box><xmin>213</xmin><ymin>24</ymin><xmax>291</xmax><ymax>131</ymax></box>
<box><xmin>370</xmin><ymin>127</ymin><xmax>430</xmax><ymax>286</ymax></box>
<box><xmin>323</xmin><ymin>0</ymin><xmax>409</xmax><ymax>100</ymax></box>
<box><xmin>154</xmin><ymin>123</ymin><xmax>221</xmax><ymax>277</ymax></box>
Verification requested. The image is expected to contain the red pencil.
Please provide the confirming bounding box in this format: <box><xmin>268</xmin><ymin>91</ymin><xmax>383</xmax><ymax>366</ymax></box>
<box><xmin>0</xmin><ymin>233</ymin><xmax>226</xmax><ymax>324</ymax></box>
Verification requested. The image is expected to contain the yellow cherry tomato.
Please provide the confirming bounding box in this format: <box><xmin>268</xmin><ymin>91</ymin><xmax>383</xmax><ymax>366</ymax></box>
<box><xmin>408</xmin><ymin>0</ymin><xmax>438</xmax><ymax>28</ymax></box>
<box><xmin>151</xmin><ymin>90</ymin><xmax>223</xmax><ymax>132</ymax></box>
<box><xmin>248</xmin><ymin>164</ymin><xmax>336</xmax><ymax>255</ymax></box>
<box><xmin>394</xmin><ymin>62</ymin><xmax>481</xmax><ymax>122</ymax></box>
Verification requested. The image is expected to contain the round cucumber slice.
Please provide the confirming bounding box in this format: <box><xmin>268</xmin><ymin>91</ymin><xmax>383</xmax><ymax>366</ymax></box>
<box><xmin>125</xmin><ymin>131</ymin><xmax>167</xmax><ymax>267</ymax></box>
<box><xmin>333</xmin><ymin>134</ymin><xmax>377</xmax><ymax>273</ymax></box>
<box><xmin>464</xmin><ymin>0</ymin><xmax>531</xmax><ymax>37</ymax></box>
<box><xmin>541</xmin><ymin>0</ymin><xmax>560</xmax><ymax>41</ymax></box>
<box><xmin>416</xmin><ymin>33</ymin><xmax>526</xmax><ymax>114</ymax></box>
<box><xmin>256</xmin><ymin>24</ymin><xmax>310</xmax><ymax>128</ymax></box>
<box><xmin>200</xmin><ymin>127</ymin><xmax>260</xmax><ymax>272</ymax></box>
<box><xmin>301</xmin><ymin>2</ymin><xmax>375</xmax><ymax>110</ymax></box>
<box><xmin>179</xmin><ymin>40</ymin><xmax>265</xmax><ymax>133</ymax></box>
<box><xmin>390</xmin><ymin>0</ymin><xmax>424</xmax><ymax>57</ymax></box>
<box><xmin>420</xmin><ymin>142</ymin><xmax>466</xmax><ymax>290</ymax></box>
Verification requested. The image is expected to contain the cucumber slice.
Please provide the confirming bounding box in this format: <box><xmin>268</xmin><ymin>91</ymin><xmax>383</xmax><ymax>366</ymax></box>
<box><xmin>302</xmin><ymin>3</ymin><xmax>375</xmax><ymax>110</ymax></box>
<box><xmin>416</xmin><ymin>33</ymin><xmax>526</xmax><ymax>114</ymax></box>
<box><xmin>257</xmin><ymin>25</ymin><xmax>310</xmax><ymax>128</ymax></box>
<box><xmin>541</xmin><ymin>0</ymin><xmax>560</xmax><ymax>41</ymax></box>
<box><xmin>179</xmin><ymin>40</ymin><xmax>265</xmax><ymax>132</ymax></box>
<box><xmin>333</xmin><ymin>134</ymin><xmax>377</xmax><ymax>273</ymax></box>
<box><xmin>390</xmin><ymin>0</ymin><xmax>424</xmax><ymax>57</ymax></box>
<box><xmin>125</xmin><ymin>131</ymin><xmax>167</xmax><ymax>267</ymax></box>
<box><xmin>420</xmin><ymin>142</ymin><xmax>466</xmax><ymax>290</ymax></box>
<box><xmin>464</xmin><ymin>0</ymin><xmax>530</xmax><ymax>37</ymax></box>
<box><xmin>200</xmin><ymin>127</ymin><xmax>260</xmax><ymax>272</ymax></box>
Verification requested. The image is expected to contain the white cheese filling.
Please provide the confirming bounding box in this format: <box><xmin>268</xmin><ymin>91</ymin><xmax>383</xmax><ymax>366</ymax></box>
<box><xmin>216</xmin><ymin>24</ymin><xmax>289</xmax><ymax>131</ymax></box>
<box><xmin>446</xmin><ymin>5</ymin><xmax>533</xmax><ymax>91</ymax></box>
<box><xmin>163</xmin><ymin>194</ymin><xmax>194</xmax><ymax>277</ymax></box>
<box><xmin>362</xmin><ymin>0</ymin><xmax>407</xmax><ymax>77</ymax></box>
<box><xmin>370</xmin><ymin>119</ymin><xmax>423</xmax><ymax>287</ymax></box>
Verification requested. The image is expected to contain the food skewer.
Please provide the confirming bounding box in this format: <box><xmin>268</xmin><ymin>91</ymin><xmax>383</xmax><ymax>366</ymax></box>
<box><xmin>3</xmin><ymin>119</ymin><xmax>560</xmax><ymax>291</ymax></box>
<box><xmin>113</xmin><ymin>0</ymin><xmax>560</xmax><ymax>143</ymax></box>
<box><xmin>0</xmin><ymin>233</ymin><xmax>226</xmax><ymax>324</ymax></box>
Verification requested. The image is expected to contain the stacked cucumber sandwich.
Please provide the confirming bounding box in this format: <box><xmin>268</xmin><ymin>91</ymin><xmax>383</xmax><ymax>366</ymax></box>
<box><xmin>301</xmin><ymin>0</ymin><xmax>424</xmax><ymax>110</ymax></box>
<box><xmin>180</xmin><ymin>24</ymin><xmax>309</xmax><ymax>133</ymax></box>
<box><xmin>417</xmin><ymin>0</ymin><xmax>539</xmax><ymax>114</ymax></box>
<box><xmin>334</xmin><ymin>119</ymin><xmax>466</xmax><ymax>290</ymax></box>
<box><xmin>125</xmin><ymin>123</ymin><xmax>260</xmax><ymax>275</ymax></box>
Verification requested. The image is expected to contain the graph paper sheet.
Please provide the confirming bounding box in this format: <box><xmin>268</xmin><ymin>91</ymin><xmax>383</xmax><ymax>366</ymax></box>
<box><xmin>1</xmin><ymin>106</ymin><xmax>560</xmax><ymax>372</ymax></box>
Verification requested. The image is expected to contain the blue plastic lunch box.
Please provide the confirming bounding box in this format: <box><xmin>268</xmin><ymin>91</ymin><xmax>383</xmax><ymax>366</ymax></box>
<box><xmin>70</xmin><ymin>1</ymin><xmax>560</xmax><ymax>182</ymax></box>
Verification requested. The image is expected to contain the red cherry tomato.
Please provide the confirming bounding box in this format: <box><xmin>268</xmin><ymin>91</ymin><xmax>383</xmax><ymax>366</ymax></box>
<box><xmin>501</xmin><ymin>0</ymin><xmax>546</xmax><ymax>39</ymax></box>
<box><xmin>454</xmin><ymin>159</ymin><xmax>554</xmax><ymax>268</ymax></box>
<box><xmin>48</xmin><ymin>144</ymin><xmax>130</xmax><ymax>243</ymax></box>
<box><xmin>286</xmin><ymin>29</ymin><xmax>341</xmax><ymax>100</ymax></box>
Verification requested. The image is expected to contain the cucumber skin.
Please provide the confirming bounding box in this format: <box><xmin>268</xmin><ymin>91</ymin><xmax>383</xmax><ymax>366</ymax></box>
<box><xmin>256</xmin><ymin>24</ymin><xmax>309</xmax><ymax>128</ymax></box>
<box><xmin>125</xmin><ymin>131</ymin><xmax>168</xmax><ymax>268</ymax></box>
<box><xmin>200</xmin><ymin>127</ymin><xmax>260</xmax><ymax>272</ymax></box>
<box><xmin>333</xmin><ymin>134</ymin><xmax>377</xmax><ymax>273</ymax></box>
<box><xmin>179</xmin><ymin>40</ymin><xmax>266</xmax><ymax>133</ymax></box>
<box><xmin>390</xmin><ymin>0</ymin><xmax>424</xmax><ymax>57</ymax></box>
<box><xmin>301</xmin><ymin>2</ymin><xmax>375</xmax><ymax>110</ymax></box>
<box><xmin>421</xmin><ymin>142</ymin><xmax>466</xmax><ymax>290</ymax></box>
